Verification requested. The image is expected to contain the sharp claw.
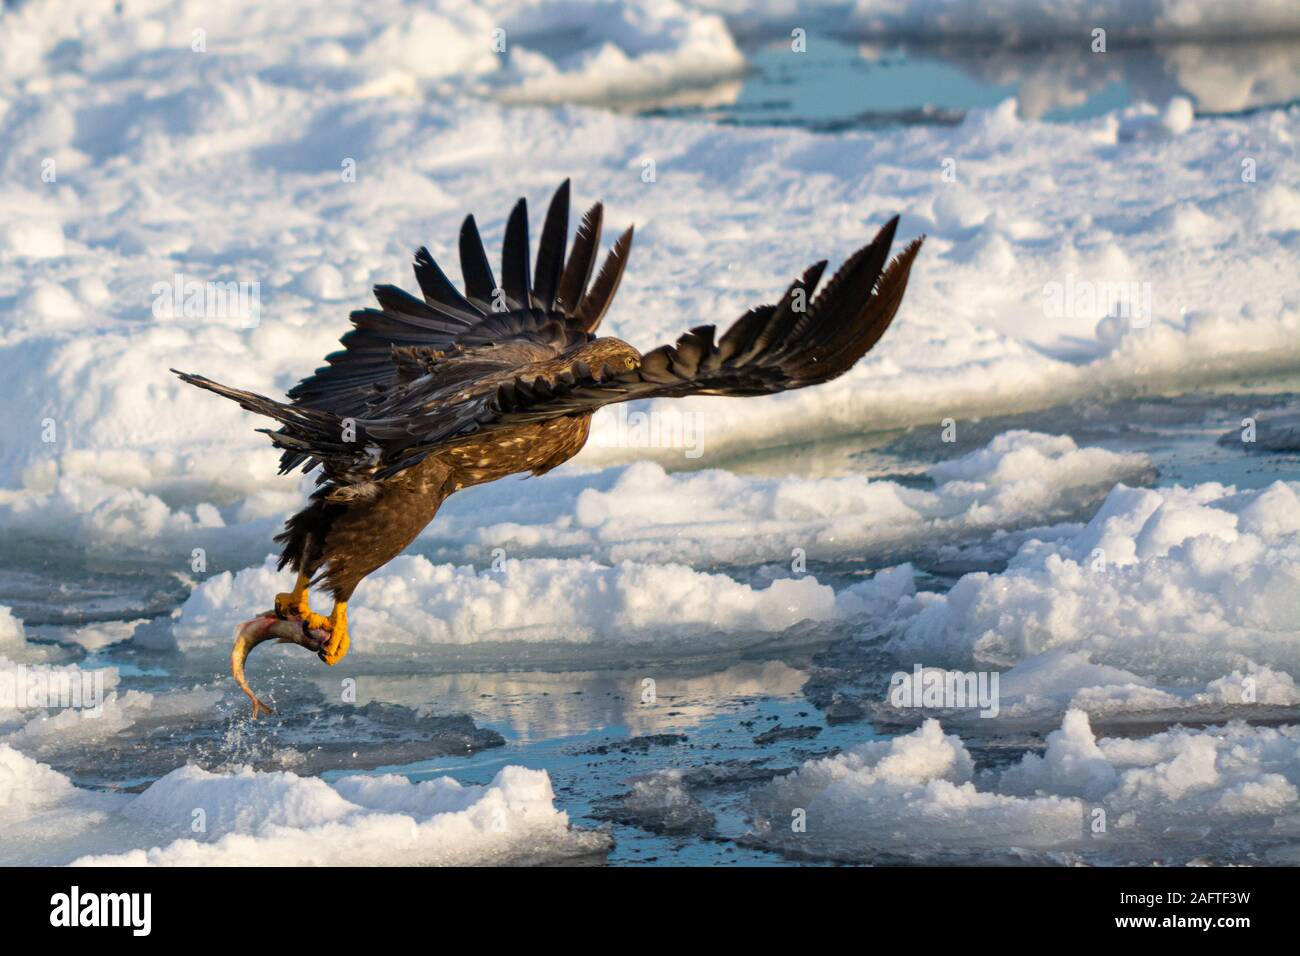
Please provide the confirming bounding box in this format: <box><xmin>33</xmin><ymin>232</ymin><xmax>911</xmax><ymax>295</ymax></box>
<box><xmin>318</xmin><ymin>620</ymin><xmax>350</xmax><ymax>665</ymax></box>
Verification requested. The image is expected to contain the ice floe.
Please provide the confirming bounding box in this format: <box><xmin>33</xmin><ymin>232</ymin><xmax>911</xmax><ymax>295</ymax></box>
<box><xmin>0</xmin><ymin>743</ymin><xmax>607</xmax><ymax>866</ymax></box>
<box><xmin>752</xmin><ymin>710</ymin><xmax>1300</xmax><ymax>863</ymax></box>
<box><xmin>165</xmin><ymin>430</ymin><xmax>1145</xmax><ymax>651</ymax></box>
<box><xmin>429</xmin><ymin>430</ymin><xmax>1150</xmax><ymax>565</ymax></box>
<box><xmin>882</xmin><ymin>480</ymin><xmax>1300</xmax><ymax>675</ymax></box>
<box><xmin>863</xmin><ymin>479</ymin><xmax>1300</xmax><ymax>725</ymax></box>
<box><xmin>172</xmin><ymin>555</ymin><xmax>849</xmax><ymax>652</ymax></box>
<box><xmin>697</xmin><ymin>0</ymin><xmax>1300</xmax><ymax>42</ymax></box>
<box><xmin>3</xmin><ymin>0</ymin><xmax>1299</xmax><ymax>868</ymax></box>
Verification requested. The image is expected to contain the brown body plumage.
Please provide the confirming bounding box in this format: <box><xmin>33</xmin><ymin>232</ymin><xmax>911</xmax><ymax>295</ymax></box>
<box><xmin>305</xmin><ymin>412</ymin><xmax>595</xmax><ymax>600</ymax></box>
<box><xmin>173</xmin><ymin>180</ymin><xmax>923</xmax><ymax>709</ymax></box>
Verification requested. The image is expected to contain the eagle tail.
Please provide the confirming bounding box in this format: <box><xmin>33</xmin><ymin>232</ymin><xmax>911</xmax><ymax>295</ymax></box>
<box><xmin>171</xmin><ymin>370</ymin><xmax>354</xmax><ymax>474</ymax></box>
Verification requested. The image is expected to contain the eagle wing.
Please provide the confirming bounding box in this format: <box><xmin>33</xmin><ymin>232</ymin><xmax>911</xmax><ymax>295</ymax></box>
<box><xmin>359</xmin><ymin>217</ymin><xmax>923</xmax><ymax>477</ymax></box>
<box><xmin>175</xmin><ymin>216</ymin><xmax>921</xmax><ymax>484</ymax></box>
<box><xmin>276</xmin><ymin>180</ymin><xmax>632</xmax><ymax>471</ymax></box>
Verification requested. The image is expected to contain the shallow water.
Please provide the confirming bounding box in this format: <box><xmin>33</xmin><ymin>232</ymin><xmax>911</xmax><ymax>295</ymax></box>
<box><xmin>633</xmin><ymin>34</ymin><xmax>1300</xmax><ymax>130</ymax></box>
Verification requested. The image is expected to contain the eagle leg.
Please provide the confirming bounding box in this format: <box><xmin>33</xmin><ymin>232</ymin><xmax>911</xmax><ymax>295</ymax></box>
<box><xmin>274</xmin><ymin>570</ymin><xmax>331</xmax><ymax>633</ymax></box>
<box><xmin>318</xmin><ymin>601</ymin><xmax>350</xmax><ymax>666</ymax></box>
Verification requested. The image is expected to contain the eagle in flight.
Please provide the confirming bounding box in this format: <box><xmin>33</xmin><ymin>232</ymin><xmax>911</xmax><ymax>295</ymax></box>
<box><xmin>174</xmin><ymin>181</ymin><xmax>922</xmax><ymax>715</ymax></box>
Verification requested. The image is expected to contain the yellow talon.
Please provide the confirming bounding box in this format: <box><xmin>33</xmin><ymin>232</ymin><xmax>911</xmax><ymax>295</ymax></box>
<box><xmin>272</xmin><ymin>572</ymin><xmax>348</xmax><ymax>665</ymax></box>
<box><xmin>319</xmin><ymin>602</ymin><xmax>349</xmax><ymax>666</ymax></box>
<box><xmin>274</xmin><ymin>570</ymin><xmax>313</xmax><ymax>620</ymax></box>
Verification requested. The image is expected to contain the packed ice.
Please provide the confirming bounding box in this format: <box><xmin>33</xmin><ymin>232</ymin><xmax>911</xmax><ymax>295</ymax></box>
<box><xmin>753</xmin><ymin>711</ymin><xmax>1300</xmax><ymax>863</ymax></box>
<box><xmin>0</xmin><ymin>743</ymin><xmax>607</xmax><ymax>866</ymax></box>
<box><xmin>871</xmin><ymin>480</ymin><xmax>1300</xmax><ymax>724</ymax></box>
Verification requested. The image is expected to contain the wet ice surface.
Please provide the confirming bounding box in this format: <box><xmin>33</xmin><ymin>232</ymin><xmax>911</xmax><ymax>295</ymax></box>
<box><xmin>637</xmin><ymin>34</ymin><xmax>1300</xmax><ymax>131</ymax></box>
<box><xmin>5</xmin><ymin>382</ymin><xmax>1299</xmax><ymax>865</ymax></box>
<box><xmin>321</xmin><ymin>658</ymin><xmax>874</xmax><ymax>865</ymax></box>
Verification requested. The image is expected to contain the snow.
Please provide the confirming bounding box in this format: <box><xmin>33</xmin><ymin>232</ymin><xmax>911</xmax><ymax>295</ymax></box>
<box><xmin>5</xmin><ymin>684</ymin><xmax>223</xmax><ymax>754</ymax></box>
<box><xmin>0</xmin><ymin>637</ymin><xmax>229</xmax><ymax>755</ymax></box>
<box><xmin>883</xmin><ymin>479</ymin><xmax>1300</xmax><ymax>674</ymax></box>
<box><xmin>877</xmin><ymin>651</ymin><xmax>1300</xmax><ymax>730</ymax></box>
<box><xmin>699</xmin><ymin>0</ymin><xmax>1300</xmax><ymax>41</ymax></box>
<box><xmin>752</xmin><ymin>718</ymin><xmax>1084</xmax><ymax>859</ymax></box>
<box><xmin>172</xmin><ymin>554</ymin><xmax>849</xmax><ymax>651</ymax></box>
<box><xmin>0</xmin><ymin>744</ymin><xmax>607</xmax><ymax>866</ymax></box>
<box><xmin>0</xmin><ymin>424</ymin><xmax>1146</xmax><ymax>571</ymax></box>
<box><xmin>852</xmin><ymin>0</ymin><xmax>1300</xmax><ymax>41</ymax></box>
<box><xmin>871</xmin><ymin>479</ymin><xmax>1300</xmax><ymax>724</ymax></box>
<box><xmin>427</xmin><ymin>429</ymin><xmax>1148</xmax><ymax>565</ymax></box>
<box><xmin>753</xmin><ymin>710</ymin><xmax>1300</xmax><ymax>863</ymax></box>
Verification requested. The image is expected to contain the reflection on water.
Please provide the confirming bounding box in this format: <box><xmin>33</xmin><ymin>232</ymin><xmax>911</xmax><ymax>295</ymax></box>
<box><xmin>307</xmin><ymin>658</ymin><xmax>809</xmax><ymax>743</ymax></box>
<box><xmin>636</xmin><ymin>35</ymin><xmax>1300</xmax><ymax>130</ymax></box>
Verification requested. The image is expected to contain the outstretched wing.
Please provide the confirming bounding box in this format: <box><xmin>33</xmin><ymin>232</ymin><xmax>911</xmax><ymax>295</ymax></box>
<box><xmin>278</xmin><ymin>180</ymin><xmax>633</xmax><ymax>470</ymax></box>
<box><xmin>175</xmin><ymin>218</ymin><xmax>921</xmax><ymax>484</ymax></box>
<box><xmin>360</xmin><ymin>218</ymin><xmax>923</xmax><ymax>476</ymax></box>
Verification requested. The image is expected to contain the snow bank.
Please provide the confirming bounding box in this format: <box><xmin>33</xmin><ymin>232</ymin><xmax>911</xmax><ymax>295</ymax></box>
<box><xmin>432</xmin><ymin>430</ymin><xmax>1149</xmax><ymax>565</ymax></box>
<box><xmin>0</xmin><ymin>604</ymin><xmax>226</xmax><ymax>749</ymax></box>
<box><xmin>494</xmin><ymin>0</ymin><xmax>745</xmax><ymax>105</ymax></box>
<box><xmin>172</xmin><ymin>554</ymin><xmax>849</xmax><ymax>652</ymax></box>
<box><xmin>0</xmin><ymin>0</ymin><xmax>743</xmax><ymax>99</ymax></box>
<box><xmin>4</xmin><ymin>685</ymin><xmax>222</xmax><ymax>755</ymax></box>
<box><xmin>0</xmin><ymin>608</ymin><xmax>30</xmax><ymax>656</ymax></box>
<box><xmin>848</xmin><ymin>0</ymin><xmax>1300</xmax><ymax>41</ymax></box>
<box><xmin>866</xmin><ymin>479</ymin><xmax>1300</xmax><ymax>724</ymax></box>
<box><xmin>0</xmin><ymin>621</ymin><xmax>222</xmax><ymax>753</ymax></box>
<box><xmin>0</xmin><ymin>421</ymin><xmax>1149</xmax><ymax>577</ymax></box>
<box><xmin>753</xmin><ymin>710</ymin><xmax>1300</xmax><ymax>862</ymax></box>
<box><xmin>752</xmin><ymin>718</ymin><xmax>1083</xmax><ymax>859</ymax></box>
<box><xmin>0</xmin><ymin>743</ymin><xmax>606</xmax><ymax>866</ymax></box>
<box><xmin>884</xmin><ymin>479</ymin><xmax>1300</xmax><ymax>675</ymax></box>
<box><xmin>0</xmin><ymin>744</ymin><xmax>122</xmax><ymax>865</ymax></box>
<box><xmin>167</xmin><ymin>430</ymin><xmax>1142</xmax><ymax>651</ymax></box>
<box><xmin>875</xmin><ymin>650</ymin><xmax>1300</xmax><ymax>732</ymax></box>
<box><xmin>0</xmin><ymin>426</ymin><xmax>1144</xmax><ymax>568</ymax></box>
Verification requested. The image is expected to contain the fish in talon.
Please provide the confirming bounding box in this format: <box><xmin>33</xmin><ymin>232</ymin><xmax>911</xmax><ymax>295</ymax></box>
<box><xmin>231</xmin><ymin>614</ymin><xmax>330</xmax><ymax>719</ymax></box>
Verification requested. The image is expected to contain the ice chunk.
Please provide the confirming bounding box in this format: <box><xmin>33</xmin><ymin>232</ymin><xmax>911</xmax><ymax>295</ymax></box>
<box><xmin>0</xmin><ymin>744</ymin><xmax>606</xmax><ymax>866</ymax></box>
<box><xmin>752</xmin><ymin>720</ymin><xmax>1083</xmax><ymax>860</ymax></box>
<box><xmin>754</xmin><ymin>711</ymin><xmax>1300</xmax><ymax>862</ymax></box>
<box><xmin>173</xmin><ymin>555</ymin><xmax>850</xmax><ymax>651</ymax></box>
<box><xmin>883</xmin><ymin>480</ymin><xmax>1300</xmax><ymax>682</ymax></box>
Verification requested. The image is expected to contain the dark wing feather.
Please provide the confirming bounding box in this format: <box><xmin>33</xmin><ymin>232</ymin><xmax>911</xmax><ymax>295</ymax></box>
<box><xmin>413</xmin><ymin>246</ymin><xmax>483</xmax><ymax>321</ymax></box>
<box><xmin>359</xmin><ymin>221</ymin><xmax>923</xmax><ymax>475</ymax></box>
<box><xmin>269</xmin><ymin>182</ymin><xmax>633</xmax><ymax>472</ymax></box>
<box><xmin>176</xmin><ymin>205</ymin><xmax>917</xmax><ymax>489</ymax></box>
<box><xmin>500</xmin><ymin>198</ymin><xmax>532</xmax><ymax>310</ymax></box>
<box><xmin>555</xmin><ymin>203</ymin><xmax>602</xmax><ymax>314</ymax></box>
<box><xmin>575</xmin><ymin>225</ymin><xmax>633</xmax><ymax>333</ymax></box>
<box><xmin>532</xmin><ymin>179</ymin><xmax>569</xmax><ymax>310</ymax></box>
<box><xmin>171</xmin><ymin>310</ymin><xmax>593</xmax><ymax>484</ymax></box>
<box><xmin>458</xmin><ymin>214</ymin><xmax>497</xmax><ymax>312</ymax></box>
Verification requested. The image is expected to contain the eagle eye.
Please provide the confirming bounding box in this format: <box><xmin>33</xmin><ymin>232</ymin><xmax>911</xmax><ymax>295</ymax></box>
<box><xmin>624</xmin><ymin>357</ymin><xmax>637</xmax><ymax>370</ymax></box>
